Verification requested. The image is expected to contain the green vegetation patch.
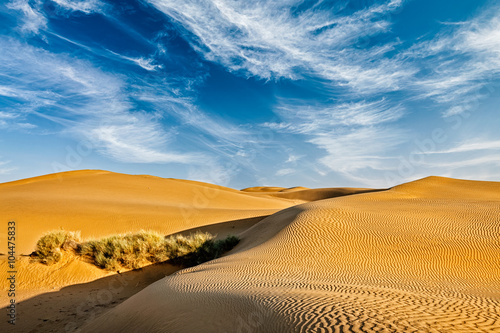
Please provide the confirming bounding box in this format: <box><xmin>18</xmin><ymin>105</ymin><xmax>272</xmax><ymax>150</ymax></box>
<box><xmin>34</xmin><ymin>230</ymin><xmax>81</xmax><ymax>265</ymax></box>
<box><xmin>32</xmin><ymin>230</ymin><xmax>239</xmax><ymax>271</ymax></box>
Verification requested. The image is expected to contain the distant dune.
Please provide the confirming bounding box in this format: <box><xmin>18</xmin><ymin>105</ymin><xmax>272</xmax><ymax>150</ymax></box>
<box><xmin>0</xmin><ymin>170</ymin><xmax>297</xmax><ymax>255</ymax></box>
<box><xmin>1</xmin><ymin>172</ymin><xmax>499</xmax><ymax>332</ymax></box>
<box><xmin>82</xmin><ymin>176</ymin><xmax>500</xmax><ymax>332</ymax></box>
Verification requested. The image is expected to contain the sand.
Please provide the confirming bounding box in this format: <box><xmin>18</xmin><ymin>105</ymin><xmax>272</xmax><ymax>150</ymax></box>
<box><xmin>0</xmin><ymin>170</ymin><xmax>299</xmax><ymax>256</ymax></box>
<box><xmin>1</xmin><ymin>172</ymin><xmax>499</xmax><ymax>332</ymax></box>
<box><xmin>81</xmin><ymin>176</ymin><xmax>500</xmax><ymax>332</ymax></box>
<box><xmin>0</xmin><ymin>170</ymin><xmax>372</xmax><ymax>332</ymax></box>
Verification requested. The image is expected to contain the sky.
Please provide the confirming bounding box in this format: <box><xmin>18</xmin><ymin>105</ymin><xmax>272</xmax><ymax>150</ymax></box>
<box><xmin>0</xmin><ymin>0</ymin><xmax>499</xmax><ymax>189</ymax></box>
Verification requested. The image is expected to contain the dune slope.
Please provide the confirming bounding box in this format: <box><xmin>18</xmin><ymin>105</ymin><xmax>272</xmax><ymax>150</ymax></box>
<box><xmin>83</xmin><ymin>176</ymin><xmax>500</xmax><ymax>332</ymax></box>
<box><xmin>0</xmin><ymin>170</ymin><xmax>298</xmax><ymax>255</ymax></box>
<box><xmin>0</xmin><ymin>169</ymin><xmax>380</xmax><ymax>333</ymax></box>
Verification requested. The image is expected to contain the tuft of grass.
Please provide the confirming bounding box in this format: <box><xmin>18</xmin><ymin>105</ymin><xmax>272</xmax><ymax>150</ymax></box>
<box><xmin>33</xmin><ymin>230</ymin><xmax>81</xmax><ymax>265</ymax></box>
<box><xmin>172</xmin><ymin>235</ymin><xmax>240</xmax><ymax>267</ymax></box>
<box><xmin>79</xmin><ymin>231</ymin><xmax>170</xmax><ymax>270</ymax></box>
<box><xmin>32</xmin><ymin>230</ymin><xmax>239</xmax><ymax>271</ymax></box>
<box><xmin>165</xmin><ymin>232</ymin><xmax>215</xmax><ymax>260</ymax></box>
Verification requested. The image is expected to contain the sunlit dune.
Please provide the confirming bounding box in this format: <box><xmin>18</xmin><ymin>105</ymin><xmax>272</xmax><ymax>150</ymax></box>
<box><xmin>0</xmin><ymin>170</ymin><xmax>298</xmax><ymax>256</ymax></box>
<box><xmin>1</xmin><ymin>172</ymin><xmax>499</xmax><ymax>332</ymax></box>
<box><xmin>81</xmin><ymin>176</ymin><xmax>500</xmax><ymax>332</ymax></box>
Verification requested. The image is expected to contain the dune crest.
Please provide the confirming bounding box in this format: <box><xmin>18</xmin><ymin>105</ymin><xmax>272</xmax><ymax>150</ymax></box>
<box><xmin>0</xmin><ymin>170</ymin><xmax>297</xmax><ymax>255</ymax></box>
<box><xmin>83</xmin><ymin>176</ymin><xmax>500</xmax><ymax>332</ymax></box>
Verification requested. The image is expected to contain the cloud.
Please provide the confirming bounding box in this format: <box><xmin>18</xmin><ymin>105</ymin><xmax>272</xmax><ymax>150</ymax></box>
<box><xmin>88</xmin><ymin>123</ymin><xmax>201</xmax><ymax>163</ymax></box>
<box><xmin>276</xmin><ymin>168</ymin><xmax>295</xmax><ymax>176</ymax></box>
<box><xmin>1</xmin><ymin>2</ymin><xmax>261</xmax><ymax>186</ymax></box>
<box><xmin>310</xmin><ymin>127</ymin><xmax>403</xmax><ymax>175</ymax></box>
<box><xmin>285</xmin><ymin>154</ymin><xmax>303</xmax><ymax>163</ymax></box>
<box><xmin>0</xmin><ymin>159</ymin><xmax>17</xmax><ymax>175</ymax></box>
<box><xmin>135</xmin><ymin>90</ymin><xmax>250</xmax><ymax>149</ymax></box>
<box><xmin>6</xmin><ymin>0</ymin><xmax>47</xmax><ymax>35</ymax></box>
<box><xmin>6</xmin><ymin>0</ymin><xmax>105</xmax><ymax>36</ymax></box>
<box><xmin>50</xmin><ymin>0</ymin><xmax>105</xmax><ymax>14</ymax></box>
<box><xmin>408</xmin><ymin>6</ymin><xmax>500</xmax><ymax>116</ymax></box>
<box><xmin>0</xmin><ymin>37</ymin><xmax>200</xmax><ymax>164</ymax></box>
<box><xmin>146</xmin><ymin>0</ymin><xmax>412</xmax><ymax>92</ymax></box>
<box><xmin>422</xmin><ymin>155</ymin><xmax>500</xmax><ymax>169</ymax></box>
<box><xmin>420</xmin><ymin>140</ymin><xmax>500</xmax><ymax>155</ymax></box>
<box><xmin>268</xmin><ymin>99</ymin><xmax>404</xmax><ymax>133</ymax></box>
<box><xmin>106</xmin><ymin>50</ymin><xmax>163</xmax><ymax>71</ymax></box>
<box><xmin>2</xmin><ymin>0</ymin><xmax>500</xmax><ymax>187</ymax></box>
<box><xmin>264</xmin><ymin>98</ymin><xmax>406</xmax><ymax>183</ymax></box>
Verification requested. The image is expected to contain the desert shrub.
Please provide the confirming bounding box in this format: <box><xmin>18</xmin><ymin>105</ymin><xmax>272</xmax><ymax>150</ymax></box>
<box><xmin>33</xmin><ymin>230</ymin><xmax>239</xmax><ymax>271</ymax></box>
<box><xmin>172</xmin><ymin>235</ymin><xmax>240</xmax><ymax>267</ymax></box>
<box><xmin>79</xmin><ymin>231</ymin><xmax>167</xmax><ymax>270</ymax></box>
<box><xmin>165</xmin><ymin>232</ymin><xmax>215</xmax><ymax>260</ymax></box>
<box><xmin>33</xmin><ymin>230</ymin><xmax>81</xmax><ymax>265</ymax></box>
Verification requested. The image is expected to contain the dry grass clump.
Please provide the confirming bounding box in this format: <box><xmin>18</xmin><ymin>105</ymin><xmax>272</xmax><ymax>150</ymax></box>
<box><xmin>33</xmin><ymin>230</ymin><xmax>81</xmax><ymax>265</ymax></box>
<box><xmin>172</xmin><ymin>235</ymin><xmax>240</xmax><ymax>267</ymax></box>
<box><xmin>79</xmin><ymin>231</ymin><xmax>169</xmax><ymax>270</ymax></box>
<box><xmin>32</xmin><ymin>230</ymin><xmax>239</xmax><ymax>271</ymax></box>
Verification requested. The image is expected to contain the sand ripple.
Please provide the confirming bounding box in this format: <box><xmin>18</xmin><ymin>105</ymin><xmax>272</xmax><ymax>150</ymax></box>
<box><xmin>71</xmin><ymin>177</ymin><xmax>500</xmax><ymax>331</ymax></box>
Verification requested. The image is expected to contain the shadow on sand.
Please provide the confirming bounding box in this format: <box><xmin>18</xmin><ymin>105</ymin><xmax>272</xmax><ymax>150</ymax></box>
<box><xmin>3</xmin><ymin>215</ymin><xmax>270</xmax><ymax>333</ymax></box>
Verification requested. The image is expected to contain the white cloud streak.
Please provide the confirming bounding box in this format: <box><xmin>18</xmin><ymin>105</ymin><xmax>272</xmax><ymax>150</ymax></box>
<box><xmin>408</xmin><ymin>7</ymin><xmax>500</xmax><ymax>116</ymax></box>
<box><xmin>0</xmin><ymin>159</ymin><xmax>17</xmax><ymax>175</ymax></box>
<box><xmin>0</xmin><ymin>38</ymin><xmax>201</xmax><ymax>164</ymax></box>
<box><xmin>6</xmin><ymin>0</ymin><xmax>47</xmax><ymax>35</ymax></box>
<box><xmin>50</xmin><ymin>0</ymin><xmax>105</xmax><ymax>14</ymax></box>
<box><xmin>420</xmin><ymin>140</ymin><xmax>500</xmax><ymax>155</ymax></box>
<box><xmin>268</xmin><ymin>99</ymin><xmax>404</xmax><ymax>133</ymax></box>
<box><xmin>3</xmin><ymin>0</ymin><xmax>500</xmax><ymax>186</ymax></box>
<box><xmin>276</xmin><ymin>168</ymin><xmax>295</xmax><ymax>176</ymax></box>
<box><xmin>264</xmin><ymin>98</ymin><xmax>405</xmax><ymax>182</ymax></box>
<box><xmin>146</xmin><ymin>0</ymin><xmax>412</xmax><ymax>92</ymax></box>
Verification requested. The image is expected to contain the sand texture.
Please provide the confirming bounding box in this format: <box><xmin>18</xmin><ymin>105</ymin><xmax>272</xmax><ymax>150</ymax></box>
<box><xmin>81</xmin><ymin>176</ymin><xmax>500</xmax><ymax>332</ymax></box>
<box><xmin>0</xmin><ymin>170</ymin><xmax>299</xmax><ymax>255</ymax></box>
<box><xmin>1</xmin><ymin>172</ymin><xmax>499</xmax><ymax>332</ymax></box>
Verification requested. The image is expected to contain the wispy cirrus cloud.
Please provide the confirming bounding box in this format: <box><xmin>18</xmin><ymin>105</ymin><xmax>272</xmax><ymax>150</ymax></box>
<box><xmin>408</xmin><ymin>7</ymin><xmax>500</xmax><ymax>116</ymax></box>
<box><xmin>1</xmin><ymin>1</ymin><xmax>252</xmax><ymax>169</ymax></box>
<box><xmin>267</xmin><ymin>99</ymin><xmax>405</xmax><ymax>133</ymax></box>
<box><xmin>276</xmin><ymin>168</ymin><xmax>295</xmax><ymax>177</ymax></box>
<box><xmin>264</xmin><ymin>98</ymin><xmax>405</xmax><ymax>183</ymax></box>
<box><xmin>0</xmin><ymin>37</ymin><xmax>201</xmax><ymax>164</ymax></box>
<box><xmin>5</xmin><ymin>0</ymin><xmax>104</xmax><ymax>37</ymax></box>
<box><xmin>143</xmin><ymin>0</ymin><xmax>419</xmax><ymax>185</ymax></box>
<box><xmin>105</xmin><ymin>50</ymin><xmax>163</xmax><ymax>72</ymax></box>
<box><xmin>2</xmin><ymin>0</ymin><xmax>499</xmax><ymax>187</ymax></box>
<box><xmin>146</xmin><ymin>0</ymin><xmax>412</xmax><ymax>92</ymax></box>
<box><xmin>6</xmin><ymin>0</ymin><xmax>47</xmax><ymax>35</ymax></box>
<box><xmin>419</xmin><ymin>140</ymin><xmax>500</xmax><ymax>155</ymax></box>
<box><xmin>0</xmin><ymin>159</ymin><xmax>17</xmax><ymax>175</ymax></box>
<box><xmin>50</xmin><ymin>0</ymin><xmax>105</xmax><ymax>14</ymax></box>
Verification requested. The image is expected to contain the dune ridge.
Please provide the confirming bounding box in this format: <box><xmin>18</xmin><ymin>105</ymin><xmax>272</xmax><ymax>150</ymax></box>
<box><xmin>0</xmin><ymin>170</ymin><xmax>297</xmax><ymax>255</ymax></box>
<box><xmin>0</xmin><ymin>170</ymin><xmax>298</xmax><ymax>316</ymax></box>
<box><xmin>82</xmin><ymin>176</ymin><xmax>500</xmax><ymax>332</ymax></box>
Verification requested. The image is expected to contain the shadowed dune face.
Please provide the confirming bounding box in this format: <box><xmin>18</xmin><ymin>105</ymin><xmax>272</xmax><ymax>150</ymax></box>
<box><xmin>0</xmin><ymin>170</ymin><xmax>376</xmax><ymax>255</ymax></box>
<box><xmin>82</xmin><ymin>177</ymin><xmax>500</xmax><ymax>332</ymax></box>
<box><xmin>0</xmin><ymin>170</ymin><xmax>298</xmax><ymax>255</ymax></box>
<box><xmin>242</xmin><ymin>186</ymin><xmax>383</xmax><ymax>202</ymax></box>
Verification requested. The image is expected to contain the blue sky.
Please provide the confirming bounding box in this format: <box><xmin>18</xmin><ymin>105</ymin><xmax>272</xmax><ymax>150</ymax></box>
<box><xmin>1</xmin><ymin>0</ymin><xmax>499</xmax><ymax>189</ymax></box>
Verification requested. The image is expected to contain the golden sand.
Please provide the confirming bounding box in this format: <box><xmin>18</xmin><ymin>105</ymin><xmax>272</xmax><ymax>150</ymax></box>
<box><xmin>82</xmin><ymin>176</ymin><xmax>500</xmax><ymax>332</ymax></box>
<box><xmin>0</xmin><ymin>170</ymin><xmax>298</xmax><ymax>255</ymax></box>
<box><xmin>1</xmin><ymin>172</ymin><xmax>499</xmax><ymax>332</ymax></box>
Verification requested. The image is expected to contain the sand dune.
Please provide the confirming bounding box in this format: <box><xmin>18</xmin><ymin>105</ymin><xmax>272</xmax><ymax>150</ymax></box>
<box><xmin>81</xmin><ymin>176</ymin><xmax>500</xmax><ymax>332</ymax></box>
<box><xmin>0</xmin><ymin>170</ymin><xmax>380</xmax><ymax>332</ymax></box>
<box><xmin>1</xmin><ymin>173</ymin><xmax>499</xmax><ymax>332</ymax></box>
<box><xmin>246</xmin><ymin>187</ymin><xmax>382</xmax><ymax>202</ymax></box>
<box><xmin>0</xmin><ymin>170</ymin><xmax>298</xmax><ymax>255</ymax></box>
